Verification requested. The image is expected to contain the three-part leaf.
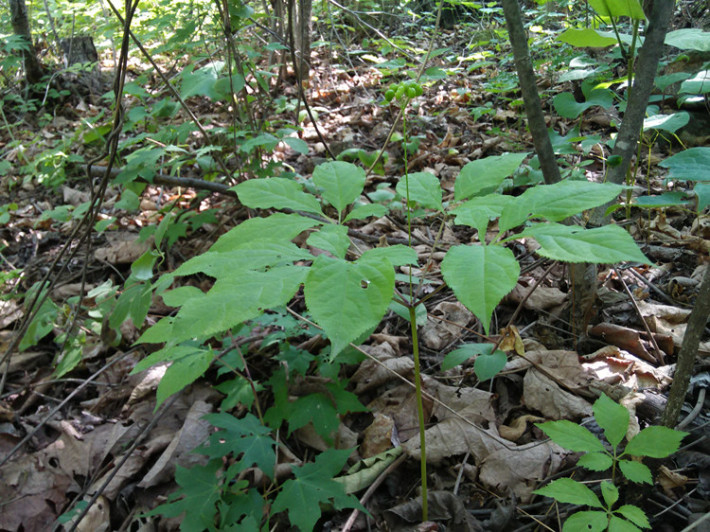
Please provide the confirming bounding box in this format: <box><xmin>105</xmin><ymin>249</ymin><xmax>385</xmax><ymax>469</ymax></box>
<box><xmin>313</xmin><ymin>161</ymin><xmax>366</xmax><ymax>216</ymax></box>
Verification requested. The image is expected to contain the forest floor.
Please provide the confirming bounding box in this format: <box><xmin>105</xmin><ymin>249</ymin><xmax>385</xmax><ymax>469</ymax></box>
<box><xmin>1</xmin><ymin>12</ymin><xmax>709</xmax><ymax>532</ymax></box>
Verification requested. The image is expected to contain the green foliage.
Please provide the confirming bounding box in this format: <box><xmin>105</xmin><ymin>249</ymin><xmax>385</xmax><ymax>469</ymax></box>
<box><xmin>534</xmin><ymin>394</ymin><xmax>687</xmax><ymax>531</ymax></box>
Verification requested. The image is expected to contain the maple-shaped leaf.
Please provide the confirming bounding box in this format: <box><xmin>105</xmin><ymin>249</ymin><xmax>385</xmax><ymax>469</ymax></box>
<box><xmin>199</xmin><ymin>413</ymin><xmax>277</xmax><ymax>480</ymax></box>
<box><xmin>271</xmin><ymin>449</ymin><xmax>365</xmax><ymax>531</ymax></box>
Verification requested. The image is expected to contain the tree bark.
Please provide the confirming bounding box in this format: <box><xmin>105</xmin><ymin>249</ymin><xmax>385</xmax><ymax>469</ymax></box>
<box><xmin>9</xmin><ymin>0</ymin><xmax>44</xmax><ymax>85</ymax></box>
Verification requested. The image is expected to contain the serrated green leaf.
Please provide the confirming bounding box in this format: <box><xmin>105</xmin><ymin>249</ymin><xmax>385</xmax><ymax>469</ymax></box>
<box><xmin>307</xmin><ymin>224</ymin><xmax>351</xmax><ymax>259</ymax></box>
<box><xmin>361</xmin><ymin>245</ymin><xmax>418</xmax><ymax>266</ymax></box>
<box><xmin>156</xmin><ymin>347</ymin><xmax>214</xmax><ymax>406</ymax></box>
<box><xmin>455</xmin><ymin>153</ymin><xmax>528</xmax><ymax>200</ymax></box>
<box><xmin>659</xmin><ymin>147</ymin><xmax>710</xmax><ymax>181</ymax></box>
<box><xmin>594</xmin><ymin>393</ymin><xmax>629</xmax><ymax>448</ymax></box>
<box><xmin>624</xmin><ymin>426</ymin><xmax>688</xmax><ymax>458</ymax></box>
<box><xmin>211</xmin><ymin>213</ymin><xmax>321</xmax><ymax>252</ymax></box>
<box><xmin>343</xmin><ymin>203</ymin><xmax>388</xmax><ymax>222</ymax></box>
<box><xmin>615</xmin><ymin>505</ymin><xmax>651</xmax><ymax>528</ymax></box>
<box><xmin>578</xmin><ymin>451</ymin><xmax>614</xmax><ymax>471</ymax></box>
<box><xmin>601</xmin><ymin>480</ymin><xmax>619</xmax><ymax>508</ymax></box>
<box><xmin>171</xmin><ymin>267</ymin><xmax>308</xmax><ymax>343</ymax></box>
<box><xmin>562</xmin><ymin>511</ymin><xmax>608</xmax><ymax>532</ymax></box>
<box><xmin>553</xmin><ymin>89</ymin><xmax>614</xmax><ymax>119</ymax></box>
<box><xmin>271</xmin><ymin>449</ymin><xmax>363</xmax><ymax>531</ymax></box>
<box><xmin>534</xmin><ymin>478</ymin><xmax>604</xmax><ymax>508</ymax></box>
<box><xmin>441</xmin><ymin>343</ymin><xmax>496</xmax><ymax>371</ymax></box>
<box><xmin>519</xmin><ymin>223</ymin><xmax>650</xmax><ymax>264</ymax></box>
<box><xmin>233</xmin><ymin>177</ymin><xmax>323</xmax><ymax>215</ymax></box>
<box><xmin>451</xmin><ymin>194</ymin><xmax>515</xmax><ymax>235</ymax></box>
<box><xmin>618</xmin><ymin>459</ymin><xmax>652</xmax><ymax>484</ymax></box>
<box><xmin>536</xmin><ymin>420</ymin><xmax>606</xmax><ymax>452</ymax></box>
<box><xmin>474</xmin><ymin>349</ymin><xmax>507</xmax><ymax>381</ymax></box>
<box><xmin>313</xmin><ymin>161</ymin><xmax>366</xmax><ymax>215</ymax></box>
<box><xmin>396</xmin><ymin>171</ymin><xmax>443</xmax><ymax>211</ymax></box>
<box><xmin>589</xmin><ymin>0</ymin><xmax>646</xmax><ymax>19</ymax></box>
<box><xmin>288</xmin><ymin>393</ymin><xmax>339</xmax><ymax>438</ymax></box>
<box><xmin>441</xmin><ymin>245</ymin><xmax>519</xmax><ymax>335</ymax></box>
<box><xmin>305</xmin><ymin>255</ymin><xmax>394</xmax><ymax>357</ymax></box>
<box><xmin>558</xmin><ymin>28</ymin><xmax>618</xmax><ymax>48</ymax></box>
<box><xmin>609</xmin><ymin>515</ymin><xmax>644</xmax><ymax>532</ymax></box>
<box><xmin>200</xmin><ymin>413</ymin><xmax>277</xmax><ymax>479</ymax></box>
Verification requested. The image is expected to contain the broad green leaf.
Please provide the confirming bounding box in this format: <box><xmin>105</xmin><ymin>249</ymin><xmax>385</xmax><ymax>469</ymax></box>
<box><xmin>474</xmin><ymin>349</ymin><xmax>507</xmax><ymax>381</ymax></box>
<box><xmin>601</xmin><ymin>480</ymin><xmax>619</xmax><ymax>508</ymax></box>
<box><xmin>240</xmin><ymin>133</ymin><xmax>280</xmax><ymax>154</ymax></box>
<box><xmin>594</xmin><ymin>393</ymin><xmax>629</xmax><ymax>448</ymax></box>
<box><xmin>313</xmin><ymin>161</ymin><xmax>366</xmax><ymax>215</ymax></box>
<box><xmin>553</xmin><ymin>89</ymin><xmax>614</xmax><ymax>118</ymax></box>
<box><xmin>361</xmin><ymin>245</ymin><xmax>418</xmax><ymax>266</ymax></box>
<box><xmin>665</xmin><ymin>29</ymin><xmax>710</xmax><ymax>52</ymax></box>
<box><xmin>288</xmin><ymin>393</ymin><xmax>339</xmax><ymax>438</ymax></box>
<box><xmin>305</xmin><ymin>255</ymin><xmax>394</xmax><ymax>357</ymax></box>
<box><xmin>615</xmin><ymin>505</ymin><xmax>651</xmax><ymax>529</ymax></box>
<box><xmin>454</xmin><ymin>153</ymin><xmax>528</xmax><ymax>200</ymax></box>
<box><xmin>679</xmin><ymin>70</ymin><xmax>710</xmax><ymax>95</ymax></box>
<box><xmin>174</xmin><ymin>242</ymin><xmax>312</xmax><ymax>278</ymax></box>
<box><xmin>200</xmin><ymin>413</ymin><xmax>276</xmax><ymax>479</ymax></box>
<box><xmin>694</xmin><ymin>182</ymin><xmax>710</xmax><ymax>211</ymax></box>
<box><xmin>643</xmin><ymin>112</ymin><xmax>689</xmax><ymax>133</ymax></box>
<box><xmin>307</xmin><ymin>225</ymin><xmax>351</xmax><ymax>259</ymax></box>
<box><xmin>282</xmin><ymin>136</ymin><xmax>309</xmax><ymax>155</ymax></box>
<box><xmin>633</xmin><ymin>191</ymin><xmax>689</xmax><ymax>208</ymax></box>
<box><xmin>272</xmin><ymin>449</ymin><xmax>363</xmax><ymax>531</ymax></box>
<box><xmin>396</xmin><ymin>171</ymin><xmax>443</xmax><ymax>211</ymax></box>
<box><xmin>609</xmin><ymin>515</ymin><xmax>645</xmax><ymax>532</ymax></box>
<box><xmin>578</xmin><ymin>452</ymin><xmax>614</xmax><ymax>471</ymax></box>
<box><xmin>171</xmin><ymin>267</ymin><xmax>308</xmax><ymax>343</ymax></box>
<box><xmin>441</xmin><ymin>245</ymin><xmax>519</xmax><ymax>335</ymax></box>
<box><xmin>562</xmin><ymin>511</ymin><xmax>608</xmax><ymax>532</ymax></box>
<box><xmin>589</xmin><ymin>0</ymin><xmax>646</xmax><ymax>19</ymax></box>
<box><xmin>211</xmin><ymin>213</ymin><xmax>321</xmax><ymax>252</ymax></box>
<box><xmin>389</xmin><ymin>299</ymin><xmax>427</xmax><ymax>328</ymax></box>
<box><xmin>157</xmin><ymin>347</ymin><xmax>214</xmax><ymax>406</ymax></box>
<box><xmin>20</xmin><ymin>299</ymin><xmax>57</xmax><ymax>350</ymax></box>
<box><xmin>534</xmin><ymin>478</ymin><xmax>603</xmax><ymax>508</ymax></box>
<box><xmin>659</xmin><ymin>147</ymin><xmax>710</xmax><ymax>181</ymax></box>
<box><xmin>536</xmin><ymin>420</ymin><xmax>606</xmax><ymax>452</ymax></box>
<box><xmin>54</xmin><ymin>344</ymin><xmax>82</xmax><ymax>378</ymax></box>
<box><xmin>233</xmin><ymin>177</ymin><xmax>323</xmax><ymax>215</ymax></box>
<box><xmin>343</xmin><ymin>203</ymin><xmax>388</xmax><ymax>222</ymax></box>
<box><xmin>558</xmin><ymin>28</ymin><xmax>618</xmax><ymax>48</ymax></box>
<box><xmin>441</xmin><ymin>343</ymin><xmax>496</xmax><ymax>371</ymax></box>
<box><xmin>451</xmin><ymin>194</ymin><xmax>515</xmax><ymax>235</ymax></box>
<box><xmin>519</xmin><ymin>223</ymin><xmax>650</xmax><ymax>264</ymax></box>
<box><xmin>180</xmin><ymin>62</ymin><xmax>225</xmax><ymax>100</ymax></box>
<box><xmin>137</xmin><ymin>315</ymin><xmax>175</xmax><ymax>344</ymax></box>
<box><xmin>624</xmin><ymin>426</ymin><xmax>687</xmax><ymax>458</ymax></box>
<box><xmin>618</xmin><ymin>460</ymin><xmax>652</xmax><ymax>484</ymax></box>
<box><xmin>213</xmin><ymin>73</ymin><xmax>246</xmax><ymax>99</ymax></box>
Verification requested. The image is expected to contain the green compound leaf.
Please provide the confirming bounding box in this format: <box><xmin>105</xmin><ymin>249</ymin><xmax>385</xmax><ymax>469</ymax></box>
<box><xmin>307</xmin><ymin>224</ymin><xmax>351</xmax><ymax>259</ymax></box>
<box><xmin>608</xmin><ymin>515</ymin><xmax>645</xmax><ymax>532</ymax></box>
<box><xmin>578</xmin><ymin>451</ymin><xmax>614</xmax><ymax>472</ymax></box>
<box><xmin>451</xmin><ymin>194</ymin><xmax>515</xmax><ymax>236</ymax></box>
<box><xmin>519</xmin><ymin>223</ymin><xmax>650</xmax><ymax>264</ymax></box>
<box><xmin>396</xmin><ymin>171</ymin><xmax>443</xmax><ymax>211</ymax></box>
<box><xmin>659</xmin><ymin>147</ymin><xmax>710</xmax><ymax>181</ymax></box>
<box><xmin>200</xmin><ymin>413</ymin><xmax>277</xmax><ymax>479</ymax></box>
<box><xmin>534</xmin><ymin>478</ymin><xmax>603</xmax><ymax>508</ymax></box>
<box><xmin>343</xmin><ymin>203</ymin><xmax>388</xmax><ymax>222</ymax></box>
<box><xmin>305</xmin><ymin>254</ymin><xmax>394</xmax><ymax>357</ymax></box>
<box><xmin>615</xmin><ymin>505</ymin><xmax>651</xmax><ymax>529</ymax></box>
<box><xmin>233</xmin><ymin>177</ymin><xmax>323</xmax><ymax>215</ymax></box>
<box><xmin>625</xmin><ymin>425</ymin><xmax>688</xmax><ymax>458</ymax></box>
<box><xmin>618</xmin><ymin>460</ymin><xmax>652</xmax><ymax>485</ymax></box>
<box><xmin>441</xmin><ymin>343</ymin><xmax>496</xmax><ymax>371</ymax></box>
<box><xmin>211</xmin><ymin>213</ymin><xmax>321</xmax><ymax>252</ymax></box>
<box><xmin>272</xmin><ymin>449</ymin><xmax>364</xmax><ymax>531</ymax></box>
<box><xmin>562</xmin><ymin>511</ymin><xmax>608</xmax><ymax>532</ymax></box>
<box><xmin>535</xmin><ymin>420</ymin><xmax>606</xmax><ymax>453</ymax></box>
<box><xmin>169</xmin><ymin>267</ymin><xmax>308</xmax><ymax>343</ymax></box>
<box><xmin>601</xmin><ymin>480</ymin><xmax>619</xmax><ymax>508</ymax></box>
<box><xmin>455</xmin><ymin>153</ymin><xmax>528</xmax><ymax>200</ymax></box>
<box><xmin>313</xmin><ymin>161</ymin><xmax>366</xmax><ymax>215</ymax></box>
<box><xmin>594</xmin><ymin>393</ymin><xmax>630</xmax><ymax>448</ymax></box>
<box><xmin>441</xmin><ymin>245</ymin><xmax>519</xmax><ymax>335</ymax></box>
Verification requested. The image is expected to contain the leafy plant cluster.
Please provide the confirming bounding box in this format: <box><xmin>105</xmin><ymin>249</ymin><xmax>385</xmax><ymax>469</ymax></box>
<box><xmin>535</xmin><ymin>393</ymin><xmax>687</xmax><ymax>532</ymax></box>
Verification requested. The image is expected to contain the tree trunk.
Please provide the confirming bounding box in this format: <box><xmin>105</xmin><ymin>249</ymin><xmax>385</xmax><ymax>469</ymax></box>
<box><xmin>9</xmin><ymin>0</ymin><xmax>44</xmax><ymax>85</ymax></box>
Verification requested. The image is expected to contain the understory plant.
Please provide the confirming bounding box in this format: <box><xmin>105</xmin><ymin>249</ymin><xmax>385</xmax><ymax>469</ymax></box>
<box><xmin>534</xmin><ymin>393</ymin><xmax>688</xmax><ymax>532</ymax></box>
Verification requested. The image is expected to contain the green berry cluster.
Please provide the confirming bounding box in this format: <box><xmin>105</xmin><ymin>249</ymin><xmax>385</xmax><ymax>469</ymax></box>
<box><xmin>384</xmin><ymin>81</ymin><xmax>423</xmax><ymax>104</ymax></box>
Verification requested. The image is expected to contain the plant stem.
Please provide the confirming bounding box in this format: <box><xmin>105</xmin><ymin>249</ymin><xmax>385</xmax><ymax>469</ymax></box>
<box><xmin>409</xmin><ymin>304</ymin><xmax>428</xmax><ymax>521</ymax></box>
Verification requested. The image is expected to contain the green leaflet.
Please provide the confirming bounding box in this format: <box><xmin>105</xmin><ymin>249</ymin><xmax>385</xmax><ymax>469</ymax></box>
<box><xmin>396</xmin><ymin>171</ymin><xmax>443</xmax><ymax>211</ymax></box>
<box><xmin>313</xmin><ymin>161</ymin><xmax>366</xmax><ymax>216</ymax></box>
<box><xmin>305</xmin><ymin>254</ymin><xmax>394</xmax><ymax>357</ymax></box>
<box><xmin>454</xmin><ymin>152</ymin><xmax>528</xmax><ymax>200</ymax></box>
<box><xmin>233</xmin><ymin>177</ymin><xmax>324</xmax><ymax>215</ymax></box>
<box><xmin>210</xmin><ymin>213</ymin><xmax>321</xmax><ymax>252</ymax></box>
<box><xmin>440</xmin><ymin>245</ymin><xmax>519</xmax><ymax>335</ymax></box>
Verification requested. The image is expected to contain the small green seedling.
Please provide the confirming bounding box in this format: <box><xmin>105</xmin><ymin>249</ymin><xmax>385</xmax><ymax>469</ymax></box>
<box><xmin>534</xmin><ymin>393</ymin><xmax>688</xmax><ymax>532</ymax></box>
